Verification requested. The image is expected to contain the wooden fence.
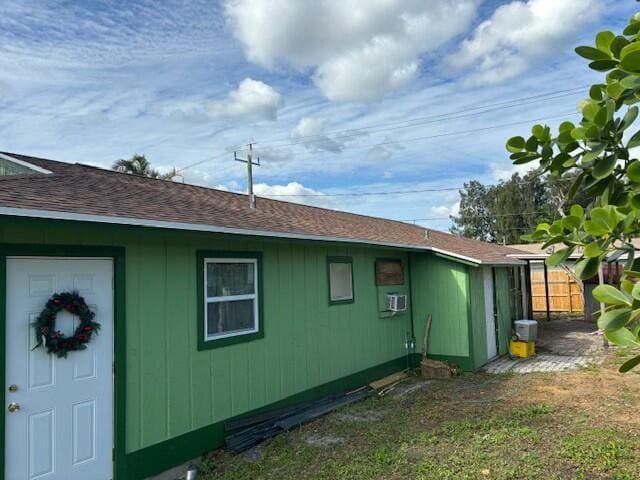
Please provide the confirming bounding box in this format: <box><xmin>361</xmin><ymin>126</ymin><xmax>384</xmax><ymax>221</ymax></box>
<box><xmin>531</xmin><ymin>270</ymin><xmax>583</xmax><ymax>313</ymax></box>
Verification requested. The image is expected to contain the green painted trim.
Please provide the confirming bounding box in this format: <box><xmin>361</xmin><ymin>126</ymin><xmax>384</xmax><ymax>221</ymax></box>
<box><xmin>426</xmin><ymin>353</ymin><xmax>475</xmax><ymax>372</ymax></box>
<box><xmin>433</xmin><ymin>252</ymin><xmax>479</xmax><ymax>268</ymax></box>
<box><xmin>124</xmin><ymin>355</ymin><xmax>408</xmax><ymax>479</ymax></box>
<box><xmin>196</xmin><ymin>250</ymin><xmax>265</xmax><ymax>350</ymax></box>
<box><xmin>0</xmin><ymin>244</ymin><xmax>127</xmax><ymax>480</ymax></box>
<box><xmin>327</xmin><ymin>256</ymin><xmax>355</xmax><ymax>305</ymax></box>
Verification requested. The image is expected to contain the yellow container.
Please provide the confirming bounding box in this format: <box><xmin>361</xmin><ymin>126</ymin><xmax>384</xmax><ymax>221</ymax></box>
<box><xmin>510</xmin><ymin>340</ymin><xmax>535</xmax><ymax>358</ymax></box>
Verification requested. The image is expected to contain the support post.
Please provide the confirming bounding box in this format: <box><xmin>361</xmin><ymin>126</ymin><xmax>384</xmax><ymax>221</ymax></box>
<box><xmin>543</xmin><ymin>262</ymin><xmax>550</xmax><ymax>322</ymax></box>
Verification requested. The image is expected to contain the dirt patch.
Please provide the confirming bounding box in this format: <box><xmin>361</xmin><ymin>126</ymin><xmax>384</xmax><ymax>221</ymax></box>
<box><xmin>302</xmin><ymin>433</ymin><xmax>345</xmax><ymax>447</ymax></box>
<box><xmin>334</xmin><ymin>410</ymin><xmax>385</xmax><ymax>422</ymax></box>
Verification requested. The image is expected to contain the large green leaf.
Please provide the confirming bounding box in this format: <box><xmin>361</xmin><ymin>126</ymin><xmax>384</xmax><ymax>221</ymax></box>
<box><xmin>620</xmin><ymin>41</ymin><xmax>640</xmax><ymax>62</ymax></box>
<box><xmin>619</xmin><ymin>354</ymin><xmax>640</xmax><ymax>373</ymax></box>
<box><xmin>567</xmin><ymin>171</ymin><xmax>586</xmax><ymax>199</ymax></box>
<box><xmin>546</xmin><ymin>248</ymin><xmax>573</xmax><ymax>267</ymax></box>
<box><xmin>589</xmin><ymin>85</ymin><xmax>603</xmax><ymax>101</ymax></box>
<box><xmin>597</xmin><ymin>308</ymin><xmax>632</xmax><ymax>331</ymax></box>
<box><xmin>623</xmin><ymin>21</ymin><xmax>640</xmax><ymax>36</ymax></box>
<box><xmin>627</xmin><ymin>129</ymin><xmax>640</xmax><ymax>149</ymax></box>
<box><xmin>620</xmin><ymin>106</ymin><xmax>638</xmax><ymax>131</ymax></box>
<box><xmin>575</xmin><ymin>46</ymin><xmax>611</xmax><ymax>61</ymax></box>
<box><xmin>611</xmin><ymin>36</ymin><xmax>630</xmax><ymax>58</ymax></box>
<box><xmin>570</xmin><ymin>204</ymin><xmax>584</xmax><ymax>218</ymax></box>
<box><xmin>621</xmin><ymin>50</ymin><xmax>640</xmax><ymax>72</ymax></box>
<box><xmin>590</xmin><ymin>60</ymin><xmax>619</xmax><ymax>72</ymax></box>
<box><xmin>574</xmin><ymin>257</ymin><xmax>600</xmax><ymax>280</ymax></box>
<box><xmin>605</xmin><ymin>326</ymin><xmax>639</xmax><ymax>346</ymax></box>
<box><xmin>506</xmin><ymin>136</ymin><xmax>526</xmax><ymax>153</ymax></box>
<box><xmin>593</xmin><ymin>285</ymin><xmax>632</xmax><ymax>306</ymax></box>
<box><xmin>596</xmin><ymin>31</ymin><xmax>615</xmax><ymax>53</ymax></box>
<box><xmin>632</xmin><ymin>281</ymin><xmax>640</xmax><ymax>300</ymax></box>
<box><xmin>581</xmin><ymin>101</ymin><xmax>600</xmax><ymax>122</ymax></box>
<box><xmin>592</xmin><ymin>155</ymin><xmax>617</xmax><ymax>179</ymax></box>
<box><xmin>628</xmin><ymin>160</ymin><xmax>640</xmax><ymax>182</ymax></box>
<box><xmin>606</xmin><ymin>81</ymin><xmax>625</xmax><ymax>99</ymax></box>
<box><xmin>584</xmin><ymin>241</ymin><xmax>604</xmax><ymax>258</ymax></box>
<box><xmin>584</xmin><ymin>219</ymin><xmax>609</xmax><ymax>236</ymax></box>
<box><xmin>591</xmin><ymin>206</ymin><xmax>622</xmax><ymax>231</ymax></box>
<box><xmin>562</xmin><ymin>215</ymin><xmax>581</xmax><ymax>230</ymax></box>
<box><xmin>619</xmin><ymin>75</ymin><xmax>640</xmax><ymax>89</ymax></box>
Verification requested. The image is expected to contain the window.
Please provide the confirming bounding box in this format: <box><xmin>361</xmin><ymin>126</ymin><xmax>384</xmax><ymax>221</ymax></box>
<box><xmin>197</xmin><ymin>251</ymin><xmax>263</xmax><ymax>349</ymax></box>
<box><xmin>327</xmin><ymin>257</ymin><xmax>354</xmax><ymax>304</ymax></box>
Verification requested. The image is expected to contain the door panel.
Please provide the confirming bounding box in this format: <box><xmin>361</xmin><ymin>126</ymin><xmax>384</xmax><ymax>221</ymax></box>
<box><xmin>483</xmin><ymin>267</ymin><xmax>497</xmax><ymax>360</ymax></box>
<box><xmin>6</xmin><ymin>258</ymin><xmax>113</xmax><ymax>480</ymax></box>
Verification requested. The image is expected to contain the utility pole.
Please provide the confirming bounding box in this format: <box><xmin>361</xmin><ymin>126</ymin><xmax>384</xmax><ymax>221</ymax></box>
<box><xmin>234</xmin><ymin>143</ymin><xmax>260</xmax><ymax>209</ymax></box>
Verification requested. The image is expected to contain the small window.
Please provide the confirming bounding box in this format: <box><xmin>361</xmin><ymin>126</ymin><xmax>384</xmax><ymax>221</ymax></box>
<box><xmin>197</xmin><ymin>251</ymin><xmax>263</xmax><ymax>349</ymax></box>
<box><xmin>328</xmin><ymin>257</ymin><xmax>354</xmax><ymax>304</ymax></box>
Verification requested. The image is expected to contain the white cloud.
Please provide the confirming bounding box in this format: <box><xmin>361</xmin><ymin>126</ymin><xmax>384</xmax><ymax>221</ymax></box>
<box><xmin>290</xmin><ymin>117</ymin><xmax>343</xmax><ymax>153</ymax></box>
<box><xmin>225</xmin><ymin>0</ymin><xmax>479</xmax><ymax>102</ymax></box>
<box><xmin>254</xmin><ymin>181</ymin><xmax>338</xmax><ymax>208</ymax></box>
<box><xmin>430</xmin><ymin>201</ymin><xmax>460</xmax><ymax>218</ymax></box>
<box><xmin>489</xmin><ymin>161</ymin><xmax>537</xmax><ymax>181</ymax></box>
<box><xmin>448</xmin><ymin>0</ymin><xmax>601</xmax><ymax>85</ymax></box>
<box><xmin>208</xmin><ymin>78</ymin><xmax>282</xmax><ymax>120</ymax></box>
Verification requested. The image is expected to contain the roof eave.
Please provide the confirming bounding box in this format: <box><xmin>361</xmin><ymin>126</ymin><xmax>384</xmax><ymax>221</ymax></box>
<box><xmin>1</xmin><ymin>206</ymin><xmax>507</xmax><ymax>265</ymax></box>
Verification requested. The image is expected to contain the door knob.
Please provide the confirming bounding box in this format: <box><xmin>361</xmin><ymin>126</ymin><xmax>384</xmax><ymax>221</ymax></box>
<box><xmin>7</xmin><ymin>402</ymin><xmax>20</xmax><ymax>413</ymax></box>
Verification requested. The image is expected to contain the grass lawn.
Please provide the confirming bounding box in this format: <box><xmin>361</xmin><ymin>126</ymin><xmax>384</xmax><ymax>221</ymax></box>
<box><xmin>200</xmin><ymin>355</ymin><xmax>640</xmax><ymax>480</ymax></box>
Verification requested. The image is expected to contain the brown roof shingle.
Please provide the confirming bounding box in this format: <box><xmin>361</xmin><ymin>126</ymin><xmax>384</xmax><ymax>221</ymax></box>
<box><xmin>0</xmin><ymin>152</ymin><xmax>523</xmax><ymax>265</ymax></box>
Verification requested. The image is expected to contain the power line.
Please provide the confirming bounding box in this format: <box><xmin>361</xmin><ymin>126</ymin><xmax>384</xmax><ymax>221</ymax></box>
<box><xmin>244</xmin><ymin>88</ymin><xmax>587</xmax><ymax>151</ymax></box>
<box><xmin>402</xmin><ymin>210</ymin><xmax>553</xmax><ymax>223</ymax></box>
<box><xmin>178</xmin><ymin>86</ymin><xmax>587</xmax><ymax>172</ymax></box>
<box><xmin>237</xmin><ymin>110</ymin><xmax>578</xmax><ymax>168</ymax></box>
<box><xmin>259</xmin><ymin>177</ymin><xmax>572</xmax><ymax>198</ymax></box>
<box><xmin>177</xmin><ymin>151</ymin><xmax>230</xmax><ymax>172</ymax></box>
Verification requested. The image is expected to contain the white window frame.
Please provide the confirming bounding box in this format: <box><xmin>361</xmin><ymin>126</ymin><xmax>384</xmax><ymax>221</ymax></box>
<box><xmin>328</xmin><ymin>258</ymin><xmax>354</xmax><ymax>304</ymax></box>
<box><xmin>203</xmin><ymin>257</ymin><xmax>259</xmax><ymax>341</ymax></box>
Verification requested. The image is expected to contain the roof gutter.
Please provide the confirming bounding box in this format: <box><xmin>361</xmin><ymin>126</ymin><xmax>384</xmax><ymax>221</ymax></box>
<box><xmin>0</xmin><ymin>206</ymin><xmax>522</xmax><ymax>266</ymax></box>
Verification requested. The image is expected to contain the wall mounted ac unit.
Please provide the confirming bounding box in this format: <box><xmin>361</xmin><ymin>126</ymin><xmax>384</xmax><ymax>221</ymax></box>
<box><xmin>386</xmin><ymin>294</ymin><xmax>407</xmax><ymax>312</ymax></box>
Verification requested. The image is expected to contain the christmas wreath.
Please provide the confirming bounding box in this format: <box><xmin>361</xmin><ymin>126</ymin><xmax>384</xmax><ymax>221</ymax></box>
<box><xmin>33</xmin><ymin>291</ymin><xmax>101</xmax><ymax>358</ymax></box>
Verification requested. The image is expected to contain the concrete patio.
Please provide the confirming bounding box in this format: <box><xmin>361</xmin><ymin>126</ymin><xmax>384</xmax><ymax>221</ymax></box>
<box><xmin>485</xmin><ymin>318</ymin><xmax>610</xmax><ymax>374</ymax></box>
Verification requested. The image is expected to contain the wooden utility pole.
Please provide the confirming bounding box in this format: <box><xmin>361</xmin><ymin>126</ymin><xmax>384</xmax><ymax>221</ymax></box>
<box><xmin>234</xmin><ymin>143</ymin><xmax>260</xmax><ymax>209</ymax></box>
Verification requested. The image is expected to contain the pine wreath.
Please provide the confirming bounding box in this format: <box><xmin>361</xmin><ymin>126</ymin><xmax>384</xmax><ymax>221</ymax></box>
<box><xmin>33</xmin><ymin>291</ymin><xmax>101</xmax><ymax>358</ymax></box>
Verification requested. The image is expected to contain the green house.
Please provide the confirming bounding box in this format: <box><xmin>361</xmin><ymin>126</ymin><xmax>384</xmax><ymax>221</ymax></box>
<box><xmin>0</xmin><ymin>152</ymin><xmax>525</xmax><ymax>479</ymax></box>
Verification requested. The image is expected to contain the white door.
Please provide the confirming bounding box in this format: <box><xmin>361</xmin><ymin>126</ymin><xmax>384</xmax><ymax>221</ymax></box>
<box><xmin>5</xmin><ymin>258</ymin><xmax>114</xmax><ymax>480</ymax></box>
<box><xmin>483</xmin><ymin>267</ymin><xmax>497</xmax><ymax>360</ymax></box>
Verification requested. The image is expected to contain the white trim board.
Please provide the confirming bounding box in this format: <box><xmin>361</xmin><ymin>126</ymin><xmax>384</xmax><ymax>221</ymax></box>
<box><xmin>0</xmin><ymin>206</ymin><xmax>524</xmax><ymax>266</ymax></box>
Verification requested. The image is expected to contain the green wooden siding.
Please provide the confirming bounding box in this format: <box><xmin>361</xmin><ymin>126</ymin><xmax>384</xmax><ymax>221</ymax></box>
<box><xmin>410</xmin><ymin>254</ymin><xmax>470</xmax><ymax>358</ymax></box>
<box><xmin>0</xmin><ymin>217</ymin><xmax>414</xmax><ymax>454</ymax></box>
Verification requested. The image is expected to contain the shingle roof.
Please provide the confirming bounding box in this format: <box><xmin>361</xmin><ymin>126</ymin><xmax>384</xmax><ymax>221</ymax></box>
<box><xmin>0</xmin><ymin>152</ymin><xmax>523</xmax><ymax>265</ymax></box>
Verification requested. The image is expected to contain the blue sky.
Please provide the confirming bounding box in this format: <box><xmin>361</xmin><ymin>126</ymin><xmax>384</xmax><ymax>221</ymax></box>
<box><xmin>0</xmin><ymin>0</ymin><xmax>637</xmax><ymax>230</ymax></box>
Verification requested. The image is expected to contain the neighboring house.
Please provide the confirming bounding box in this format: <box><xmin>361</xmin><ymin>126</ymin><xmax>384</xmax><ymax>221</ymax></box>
<box><xmin>508</xmin><ymin>242</ymin><xmax>630</xmax><ymax>321</ymax></box>
<box><xmin>0</xmin><ymin>152</ymin><xmax>524</xmax><ymax>480</ymax></box>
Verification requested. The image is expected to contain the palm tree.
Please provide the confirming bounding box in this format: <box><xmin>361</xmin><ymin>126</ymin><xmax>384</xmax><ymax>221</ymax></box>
<box><xmin>112</xmin><ymin>154</ymin><xmax>177</xmax><ymax>180</ymax></box>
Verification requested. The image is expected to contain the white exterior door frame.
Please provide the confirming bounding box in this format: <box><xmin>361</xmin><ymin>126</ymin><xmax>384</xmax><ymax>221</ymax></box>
<box><xmin>0</xmin><ymin>246</ymin><xmax>124</xmax><ymax>480</ymax></box>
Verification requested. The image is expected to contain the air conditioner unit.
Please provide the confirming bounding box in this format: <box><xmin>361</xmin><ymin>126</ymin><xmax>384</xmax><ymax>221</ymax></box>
<box><xmin>386</xmin><ymin>294</ymin><xmax>407</xmax><ymax>312</ymax></box>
